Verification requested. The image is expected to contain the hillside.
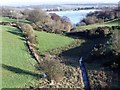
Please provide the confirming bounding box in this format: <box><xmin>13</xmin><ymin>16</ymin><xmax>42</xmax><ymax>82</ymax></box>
<box><xmin>35</xmin><ymin>31</ymin><xmax>74</xmax><ymax>53</ymax></box>
<box><xmin>0</xmin><ymin>17</ymin><xmax>31</xmax><ymax>23</ymax></box>
<box><xmin>1</xmin><ymin>26</ymin><xmax>38</xmax><ymax>88</ymax></box>
<box><xmin>76</xmin><ymin>19</ymin><xmax>120</xmax><ymax>31</ymax></box>
<box><xmin>1</xmin><ymin>17</ymin><xmax>76</xmax><ymax>88</ymax></box>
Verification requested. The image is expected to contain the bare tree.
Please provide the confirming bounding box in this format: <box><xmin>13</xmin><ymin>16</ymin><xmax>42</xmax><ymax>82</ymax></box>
<box><xmin>27</xmin><ymin>9</ymin><xmax>50</xmax><ymax>26</ymax></box>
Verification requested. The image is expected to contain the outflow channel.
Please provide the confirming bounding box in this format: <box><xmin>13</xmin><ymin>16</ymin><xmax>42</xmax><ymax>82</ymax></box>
<box><xmin>79</xmin><ymin>57</ymin><xmax>90</xmax><ymax>90</ymax></box>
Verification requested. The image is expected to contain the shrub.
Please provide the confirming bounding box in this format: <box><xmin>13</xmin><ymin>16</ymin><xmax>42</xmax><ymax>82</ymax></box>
<box><xmin>20</xmin><ymin>24</ymin><xmax>36</xmax><ymax>44</ymax></box>
<box><xmin>27</xmin><ymin>33</ymin><xmax>36</xmax><ymax>44</ymax></box>
<box><xmin>83</xmin><ymin>16</ymin><xmax>98</xmax><ymax>25</ymax></box>
<box><xmin>39</xmin><ymin>57</ymin><xmax>64</xmax><ymax>83</ymax></box>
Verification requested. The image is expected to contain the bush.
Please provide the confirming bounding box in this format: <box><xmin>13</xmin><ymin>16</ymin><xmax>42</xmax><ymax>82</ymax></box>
<box><xmin>39</xmin><ymin>57</ymin><xmax>64</xmax><ymax>83</ymax></box>
<box><xmin>82</xmin><ymin>16</ymin><xmax>98</xmax><ymax>25</ymax></box>
<box><xmin>20</xmin><ymin>24</ymin><xmax>36</xmax><ymax>44</ymax></box>
<box><xmin>27</xmin><ymin>33</ymin><xmax>36</xmax><ymax>44</ymax></box>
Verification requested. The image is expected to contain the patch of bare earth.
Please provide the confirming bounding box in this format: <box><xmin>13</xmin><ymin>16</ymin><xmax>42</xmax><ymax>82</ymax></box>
<box><xmin>31</xmin><ymin>55</ymin><xmax>84</xmax><ymax>88</ymax></box>
<box><xmin>87</xmin><ymin>67</ymin><xmax>120</xmax><ymax>89</ymax></box>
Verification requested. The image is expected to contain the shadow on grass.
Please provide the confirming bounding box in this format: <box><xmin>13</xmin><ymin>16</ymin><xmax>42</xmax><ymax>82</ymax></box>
<box><xmin>7</xmin><ymin>29</ymin><xmax>24</xmax><ymax>38</ymax></box>
<box><xmin>2</xmin><ymin>64</ymin><xmax>42</xmax><ymax>78</ymax></box>
<box><xmin>7</xmin><ymin>29</ymin><xmax>37</xmax><ymax>60</ymax></box>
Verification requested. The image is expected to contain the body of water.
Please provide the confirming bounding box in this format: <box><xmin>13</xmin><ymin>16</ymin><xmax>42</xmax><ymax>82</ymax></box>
<box><xmin>48</xmin><ymin>9</ymin><xmax>98</xmax><ymax>24</ymax></box>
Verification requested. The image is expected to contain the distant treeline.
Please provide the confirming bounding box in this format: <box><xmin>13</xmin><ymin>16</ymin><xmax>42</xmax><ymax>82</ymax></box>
<box><xmin>46</xmin><ymin>7</ymin><xmax>96</xmax><ymax>12</ymax></box>
<box><xmin>79</xmin><ymin>8</ymin><xmax>120</xmax><ymax>25</ymax></box>
<box><xmin>1</xmin><ymin>7</ymin><xmax>73</xmax><ymax>33</ymax></box>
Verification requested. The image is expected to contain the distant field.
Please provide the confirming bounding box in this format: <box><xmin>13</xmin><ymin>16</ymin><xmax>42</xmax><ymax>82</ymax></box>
<box><xmin>0</xmin><ymin>17</ymin><xmax>31</xmax><ymax>23</ymax></box>
<box><xmin>1</xmin><ymin>26</ymin><xmax>38</xmax><ymax>88</ymax></box>
<box><xmin>77</xmin><ymin>19</ymin><xmax>120</xmax><ymax>31</ymax></box>
<box><xmin>35</xmin><ymin>31</ymin><xmax>74</xmax><ymax>53</ymax></box>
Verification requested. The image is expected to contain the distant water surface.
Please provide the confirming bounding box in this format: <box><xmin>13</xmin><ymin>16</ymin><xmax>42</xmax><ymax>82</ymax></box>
<box><xmin>48</xmin><ymin>9</ymin><xmax>98</xmax><ymax>24</ymax></box>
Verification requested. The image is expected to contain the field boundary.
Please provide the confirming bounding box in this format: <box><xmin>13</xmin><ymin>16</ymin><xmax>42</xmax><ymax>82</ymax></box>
<box><xmin>17</xmin><ymin>24</ymin><xmax>42</xmax><ymax>64</ymax></box>
<box><xmin>1</xmin><ymin>22</ymin><xmax>41</xmax><ymax>64</ymax></box>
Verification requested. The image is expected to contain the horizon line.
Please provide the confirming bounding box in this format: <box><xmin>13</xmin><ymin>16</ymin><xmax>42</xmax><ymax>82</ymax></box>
<box><xmin>1</xmin><ymin>2</ymin><xmax>119</xmax><ymax>7</ymax></box>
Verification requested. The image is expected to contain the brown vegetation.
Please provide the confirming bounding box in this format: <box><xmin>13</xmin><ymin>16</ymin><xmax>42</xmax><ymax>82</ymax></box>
<box><xmin>20</xmin><ymin>24</ymin><xmax>36</xmax><ymax>44</ymax></box>
<box><xmin>19</xmin><ymin>23</ymin><xmax>41</xmax><ymax>64</ymax></box>
<box><xmin>38</xmin><ymin>54</ymin><xmax>64</xmax><ymax>83</ymax></box>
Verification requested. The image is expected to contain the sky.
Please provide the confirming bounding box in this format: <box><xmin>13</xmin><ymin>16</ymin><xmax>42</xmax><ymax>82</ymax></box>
<box><xmin>1</xmin><ymin>0</ymin><xmax>119</xmax><ymax>6</ymax></box>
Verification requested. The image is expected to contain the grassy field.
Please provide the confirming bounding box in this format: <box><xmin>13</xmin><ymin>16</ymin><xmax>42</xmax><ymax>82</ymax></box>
<box><xmin>1</xmin><ymin>25</ymin><xmax>38</xmax><ymax>88</ymax></box>
<box><xmin>35</xmin><ymin>31</ymin><xmax>74</xmax><ymax>53</ymax></box>
<box><xmin>0</xmin><ymin>17</ymin><xmax>31</xmax><ymax>23</ymax></box>
<box><xmin>1</xmin><ymin>16</ymin><xmax>75</xmax><ymax>87</ymax></box>
<box><xmin>76</xmin><ymin>18</ymin><xmax>120</xmax><ymax>31</ymax></box>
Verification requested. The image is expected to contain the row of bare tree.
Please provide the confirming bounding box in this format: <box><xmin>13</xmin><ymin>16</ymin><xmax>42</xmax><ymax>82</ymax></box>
<box><xmin>1</xmin><ymin>7</ymin><xmax>73</xmax><ymax>33</ymax></box>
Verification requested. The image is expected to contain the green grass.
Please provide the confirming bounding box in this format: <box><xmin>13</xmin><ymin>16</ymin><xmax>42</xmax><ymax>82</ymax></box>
<box><xmin>1</xmin><ymin>25</ymin><xmax>38</xmax><ymax>88</ymax></box>
<box><xmin>105</xmin><ymin>19</ymin><xmax>120</xmax><ymax>26</ymax></box>
<box><xmin>0</xmin><ymin>17</ymin><xmax>31</xmax><ymax>23</ymax></box>
<box><xmin>35</xmin><ymin>31</ymin><xmax>74</xmax><ymax>53</ymax></box>
<box><xmin>77</xmin><ymin>18</ymin><xmax>120</xmax><ymax>31</ymax></box>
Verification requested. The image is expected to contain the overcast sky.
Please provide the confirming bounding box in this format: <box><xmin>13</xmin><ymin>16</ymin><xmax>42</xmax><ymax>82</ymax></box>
<box><xmin>1</xmin><ymin>0</ymin><xmax>119</xmax><ymax>6</ymax></box>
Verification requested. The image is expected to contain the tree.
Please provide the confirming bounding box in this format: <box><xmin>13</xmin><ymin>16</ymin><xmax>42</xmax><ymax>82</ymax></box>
<box><xmin>62</xmin><ymin>16</ymin><xmax>71</xmax><ymax>23</ymax></box>
<box><xmin>84</xmin><ymin>16</ymin><xmax>98</xmax><ymax>25</ymax></box>
<box><xmin>50</xmin><ymin>13</ymin><xmax>61</xmax><ymax>21</ymax></box>
<box><xmin>27</xmin><ymin>9</ymin><xmax>50</xmax><ymax>26</ymax></box>
<box><xmin>2</xmin><ymin>8</ymin><xmax>23</xmax><ymax>19</ymax></box>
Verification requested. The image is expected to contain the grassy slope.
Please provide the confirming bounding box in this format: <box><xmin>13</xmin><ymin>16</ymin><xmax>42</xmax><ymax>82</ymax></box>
<box><xmin>77</xmin><ymin>19</ymin><xmax>120</xmax><ymax>30</ymax></box>
<box><xmin>0</xmin><ymin>17</ymin><xmax>31</xmax><ymax>23</ymax></box>
<box><xmin>1</xmin><ymin>17</ymin><xmax>75</xmax><ymax>87</ymax></box>
<box><xmin>1</xmin><ymin>26</ymin><xmax>37</xmax><ymax>88</ymax></box>
<box><xmin>35</xmin><ymin>31</ymin><xmax>74</xmax><ymax>53</ymax></box>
